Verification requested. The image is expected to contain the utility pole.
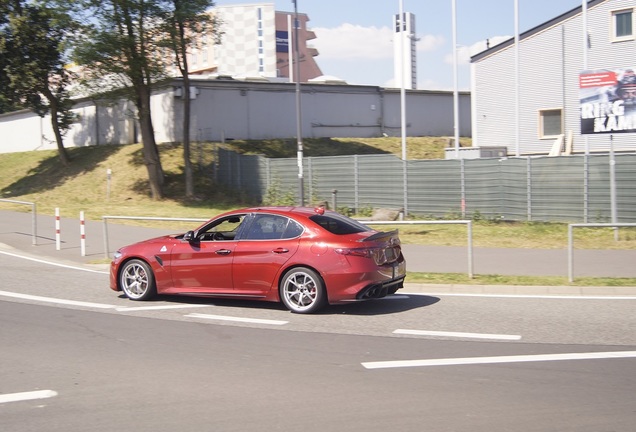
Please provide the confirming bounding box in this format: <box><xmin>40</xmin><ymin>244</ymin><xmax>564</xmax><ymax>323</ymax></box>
<box><xmin>293</xmin><ymin>0</ymin><xmax>305</xmax><ymax>206</ymax></box>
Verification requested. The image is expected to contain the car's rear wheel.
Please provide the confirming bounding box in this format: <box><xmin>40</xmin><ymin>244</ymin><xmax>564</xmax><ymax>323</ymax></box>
<box><xmin>280</xmin><ymin>267</ymin><xmax>326</xmax><ymax>314</ymax></box>
<box><xmin>120</xmin><ymin>259</ymin><xmax>156</xmax><ymax>301</ymax></box>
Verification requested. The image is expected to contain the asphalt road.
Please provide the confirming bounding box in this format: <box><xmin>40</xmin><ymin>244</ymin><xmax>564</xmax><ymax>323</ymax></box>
<box><xmin>1</xmin><ymin>208</ymin><xmax>636</xmax><ymax>431</ymax></box>
<box><xmin>2</xmin><ymin>300</ymin><xmax>635</xmax><ymax>432</ymax></box>
<box><xmin>1</xmin><ymin>251</ymin><xmax>635</xmax><ymax>431</ymax></box>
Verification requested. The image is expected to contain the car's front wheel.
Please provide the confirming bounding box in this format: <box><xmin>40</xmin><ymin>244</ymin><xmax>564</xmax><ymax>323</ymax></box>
<box><xmin>120</xmin><ymin>259</ymin><xmax>156</xmax><ymax>301</ymax></box>
<box><xmin>280</xmin><ymin>267</ymin><xmax>326</xmax><ymax>314</ymax></box>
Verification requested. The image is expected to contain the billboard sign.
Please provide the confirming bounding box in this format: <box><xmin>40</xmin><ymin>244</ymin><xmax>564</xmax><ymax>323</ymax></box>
<box><xmin>580</xmin><ymin>67</ymin><xmax>636</xmax><ymax>134</ymax></box>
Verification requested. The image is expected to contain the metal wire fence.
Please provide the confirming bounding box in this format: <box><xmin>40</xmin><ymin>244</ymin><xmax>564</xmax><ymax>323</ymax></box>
<box><xmin>215</xmin><ymin>148</ymin><xmax>636</xmax><ymax>223</ymax></box>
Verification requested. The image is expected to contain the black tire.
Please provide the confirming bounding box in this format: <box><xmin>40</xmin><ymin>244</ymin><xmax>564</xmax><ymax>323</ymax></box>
<box><xmin>119</xmin><ymin>259</ymin><xmax>157</xmax><ymax>301</ymax></box>
<box><xmin>279</xmin><ymin>267</ymin><xmax>326</xmax><ymax>314</ymax></box>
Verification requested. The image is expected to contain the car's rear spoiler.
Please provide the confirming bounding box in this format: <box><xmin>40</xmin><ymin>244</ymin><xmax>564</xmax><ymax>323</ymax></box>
<box><xmin>360</xmin><ymin>229</ymin><xmax>399</xmax><ymax>243</ymax></box>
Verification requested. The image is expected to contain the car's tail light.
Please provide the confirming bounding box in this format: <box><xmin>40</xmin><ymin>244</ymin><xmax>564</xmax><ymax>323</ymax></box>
<box><xmin>335</xmin><ymin>247</ymin><xmax>374</xmax><ymax>258</ymax></box>
<box><xmin>335</xmin><ymin>246</ymin><xmax>400</xmax><ymax>265</ymax></box>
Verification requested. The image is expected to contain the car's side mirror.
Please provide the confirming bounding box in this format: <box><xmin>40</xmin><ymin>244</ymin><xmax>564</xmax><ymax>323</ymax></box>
<box><xmin>183</xmin><ymin>230</ymin><xmax>196</xmax><ymax>242</ymax></box>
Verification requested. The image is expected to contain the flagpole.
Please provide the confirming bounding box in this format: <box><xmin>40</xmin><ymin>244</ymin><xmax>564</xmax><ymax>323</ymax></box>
<box><xmin>514</xmin><ymin>0</ymin><xmax>520</xmax><ymax>157</ymax></box>
<box><xmin>399</xmin><ymin>0</ymin><xmax>407</xmax><ymax>161</ymax></box>
<box><xmin>452</xmin><ymin>0</ymin><xmax>459</xmax><ymax>158</ymax></box>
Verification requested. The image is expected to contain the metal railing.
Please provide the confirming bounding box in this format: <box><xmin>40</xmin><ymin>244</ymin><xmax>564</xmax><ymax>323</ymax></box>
<box><xmin>0</xmin><ymin>199</ymin><xmax>37</xmax><ymax>245</ymax></box>
<box><xmin>101</xmin><ymin>215</ymin><xmax>474</xmax><ymax>278</ymax></box>
<box><xmin>362</xmin><ymin>220</ymin><xmax>474</xmax><ymax>278</ymax></box>
<box><xmin>568</xmin><ymin>223</ymin><xmax>636</xmax><ymax>282</ymax></box>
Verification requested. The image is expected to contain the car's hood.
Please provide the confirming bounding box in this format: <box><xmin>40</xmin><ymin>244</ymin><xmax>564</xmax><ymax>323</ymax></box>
<box><xmin>124</xmin><ymin>234</ymin><xmax>182</xmax><ymax>248</ymax></box>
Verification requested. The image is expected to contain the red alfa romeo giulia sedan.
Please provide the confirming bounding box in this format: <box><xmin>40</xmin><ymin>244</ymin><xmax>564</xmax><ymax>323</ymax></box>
<box><xmin>110</xmin><ymin>206</ymin><xmax>406</xmax><ymax>313</ymax></box>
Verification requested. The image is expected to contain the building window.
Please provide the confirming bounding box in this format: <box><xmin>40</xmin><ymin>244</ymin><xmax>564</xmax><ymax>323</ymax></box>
<box><xmin>611</xmin><ymin>8</ymin><xmax>634</xmax><ymax>42</ymax></box>
<box><xmin>538</xmin><ymin>108</ymin><xmax>563</xmax><ymax>139</ymax></box>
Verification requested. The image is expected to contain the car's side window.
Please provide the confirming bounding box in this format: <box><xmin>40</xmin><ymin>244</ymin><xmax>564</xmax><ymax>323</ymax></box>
<box><xmin>243</xmin><ymin>214</ymin><xmax>303</xmax><ymax>240</ymax></box>
<box><xmin>282</xmin><ymin>219</ymin><xmax>304</xmax><ymax>238</ymax></box>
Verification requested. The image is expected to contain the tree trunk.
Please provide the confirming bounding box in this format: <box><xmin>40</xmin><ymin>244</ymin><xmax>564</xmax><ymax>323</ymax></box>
<box><xmin>50</xmin><ymin>109</ymin><xmax>71</xmax><ymax>166</ymax></box>
<box><xmin>42</xmin><ymin>88</ymin><xmax>70</xmax><ymax>166</ymax></box>
<box><xmin>137</xmin><ymin>87</ymin><xmax>164</xmax><ymax>200</ymax></box>
<box><xmin>183</xmin><ymin>74</ymin><xmax>194</xmax><ymax>197</ymax></box>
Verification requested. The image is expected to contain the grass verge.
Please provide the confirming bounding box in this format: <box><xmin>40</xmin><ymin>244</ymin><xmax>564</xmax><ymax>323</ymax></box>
<box><xmin>406</xmin><ymin>272</ymin><xmax>636</xmax><ymax>287</ymax></box>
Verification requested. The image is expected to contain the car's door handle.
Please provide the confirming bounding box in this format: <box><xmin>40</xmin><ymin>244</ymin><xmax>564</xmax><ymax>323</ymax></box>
<box><xmin>273</xmin><ymin>248</ymin><xmax>289</xmax><ymax>254</ymax></box>
<box><xmin>216</xmin><ymin>249</ymin><xmax>232</xmax><ymax>255</ymax></box>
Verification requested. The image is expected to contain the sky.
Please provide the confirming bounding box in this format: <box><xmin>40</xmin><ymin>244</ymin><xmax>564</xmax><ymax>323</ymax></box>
<box><xmin>215</xmin><ymin>0</ymin><xmax>586</xmax><ymax>90</ymax></box>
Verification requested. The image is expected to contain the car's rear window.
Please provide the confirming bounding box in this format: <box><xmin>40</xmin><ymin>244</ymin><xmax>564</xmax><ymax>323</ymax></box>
<box><xmin>309</xmin><ymin>214</ymin><xmax>372</xmax><ymax>235</ymax></box>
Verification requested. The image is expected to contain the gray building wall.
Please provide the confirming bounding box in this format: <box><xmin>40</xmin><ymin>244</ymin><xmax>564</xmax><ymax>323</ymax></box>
<box><xmin>0</xmin><ymin>79</ymin><xmax>471</xmax><ymax>154</ymax></box>
<box><xmin>181</xmin><ymin>79</ymin><xmax>471</xmax><ymax>142</ymax></box>
<box><xmin>471</xmin><ymin>0</ymin><xmax>636</xmax><ymax>156</ymax></box>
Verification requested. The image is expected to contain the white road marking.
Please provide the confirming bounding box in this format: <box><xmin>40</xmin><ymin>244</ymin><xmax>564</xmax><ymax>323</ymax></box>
<box><xmin>362</xmin><ymin>350</ymin><xmax>636</xmax><ymax>370</ymax></box>
<box><xmin>403</xmin><ymin>291</ymin><xmax>636</xmax><ymax>300</ymax></box>
<box><xmin>186</xmin><ymin>313</ymin><xmax>289</xmax><ymax>326</ymax></box>
<box><xmin>0</xmin><ymin>390</ymin><xmax>58</xmax><ymax>404</ymax></box>
<box><xmin>117</xmin><ymin>304</ymin><xmax>210</xmax><ymax>312</ymax></box>
<box><xmin>394</xmin><ymin>328</ymin><xmax>522</xmax><ymax>340</ymax></box>
<box><xmin>0</xmin><ymin>249</ymin><xmax>109</xmax><ymax>274</ymax></box>
<box><xmin>0</xmin><ymin>290</ymin><xmax>116</xmax><ymax>309</ymax></box>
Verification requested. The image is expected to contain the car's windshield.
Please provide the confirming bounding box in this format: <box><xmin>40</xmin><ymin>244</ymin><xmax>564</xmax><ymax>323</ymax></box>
<box><xmin>309</xmin><ymin>213</ymin><xmax>372</xmax><ymax>235</ymax></box>
<box><xmin>191</xmin><ymin>215</ymin><xmax>247</xmax><ymax>241</ymax></box>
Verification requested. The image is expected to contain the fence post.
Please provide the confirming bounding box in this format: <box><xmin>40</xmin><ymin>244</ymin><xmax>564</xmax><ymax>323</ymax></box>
<box><xmin>102</xmin><ymin>217</ymin><xmax>110</xmax><ymax>259</ymax></box>
<box><xmin>308</xmin><ymin>157</ymin><xmax>313</xmax><ymax>203</ymax></box>
<box><xmin>55</xmin><ymin>207</ymin><xmax>61</xmax><ymax>251</ymax></box>
<box><xmin>467</xmin><ymin>220</ymin><xmax>474</xmax><ymax>278</ymax></box>
<box><xmin>354</xmin><ymin>155</ymin><xmax>359</xmax><ymax>213</ymax></box>
<box><xmin>402</xmin><ymin>159</ymin><xmax>408</xmax><ymax>217</ymax></box>
<box><xmin>460</xmin><ymin>159</ymin><xmax>466</xmax><ymax>219</ymax></box>
<box><xmin>568</xmin><ymin>224</ymin><xmax>574</xmax><ymax>283</ymax></box>
<box><xmin>609</xmin><ymin>136</ymin><xmax>618</xmax><ymax>241</ymax></box>
<box><xmin>527</xmin><ymin>157</ymin><xmax>532</xmax><ymax>222</ymax></box>
<box><xmin>80</xmin><ymin>211</ymin><xmax>86</xmax><ymax>257</ymax></box>
<box><xmin>31</xmin><ymin>202</ymin><xmax>37</xmax><ymax>246</ymax></box>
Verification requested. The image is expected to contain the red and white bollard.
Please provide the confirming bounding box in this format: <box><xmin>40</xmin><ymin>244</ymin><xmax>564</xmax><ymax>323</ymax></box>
<box><xmin>80</xmin><ymin>211</ymin><xmax>86</xmax><ymax>257</ymax></box>
<box><xmin>55</xmin><ymin>207</ymin><xmax>61</xmax><ymax>251</ymax></box>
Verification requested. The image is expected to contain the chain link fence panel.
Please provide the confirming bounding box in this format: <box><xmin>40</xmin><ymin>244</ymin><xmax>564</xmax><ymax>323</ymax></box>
<box><xmin>215</xmin><ymin>148</ymin><xmax>636</xmax><ymax>223</ymax></box>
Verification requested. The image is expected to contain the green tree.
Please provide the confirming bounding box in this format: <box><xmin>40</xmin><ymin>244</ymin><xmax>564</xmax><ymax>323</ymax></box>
<box><xmin>0</xmin><ymin>46</ymin><xmax>24</xmax><ymax>114</ymax></box>
<box><xmin>1</xmin><ymin>0</ymin><xmax>74</xmax><ymax>164</ymax></box>
<box><xmin>157</xmin><ymin>0</ymin><xmax>220</xmax><ymax>198</ymax></box>
<box><xmin>71</xmin><ymin>0</ymin><xmax>166</xmax><ymax>199</ymax></box>
<box><xmin>0</xmin><ymin>2</ymin><xmax>22</xmax><ymax>114</ymax></box>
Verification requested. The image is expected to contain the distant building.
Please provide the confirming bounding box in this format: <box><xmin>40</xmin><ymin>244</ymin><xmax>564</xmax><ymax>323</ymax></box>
<box><xmin>181</xmin><ymin>3</ymin><xmax>323</xmax><ymax>82</ymax></box>
<box><xmin>393</xmin><ymin>12</ymin><xmax>417</xmax><ymax>89</ymax></box>
<box><xmin>470</xmin><ymin>0</ymin><xmax>636</xmax><ymax>156</ymax></box>
<box><xmin>0</xmin><ymin>79</ymin><xmax>471</xmax><ymax>153</ymax></box>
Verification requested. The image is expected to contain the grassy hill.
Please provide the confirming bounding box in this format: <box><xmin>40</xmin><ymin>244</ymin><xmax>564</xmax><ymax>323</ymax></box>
<box><xmin>0</xmin><ymin>137</ymin><xmax>458</xmax><ymax>220</ymax></box>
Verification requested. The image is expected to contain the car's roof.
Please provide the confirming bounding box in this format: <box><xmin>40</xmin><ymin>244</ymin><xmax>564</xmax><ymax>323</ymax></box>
<box><xmin>233</xmin><ymin>206</ymin><xmax>330</xmax><ymax>218</ymax></box>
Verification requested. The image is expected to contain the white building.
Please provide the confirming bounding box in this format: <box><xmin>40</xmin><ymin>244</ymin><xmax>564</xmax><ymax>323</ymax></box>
<box><xmin>471</xmin><ymin>0</ymin><xmax>636</xmax><ymax>156</ymax></box>
<box><xmin>184</xmin><ymin>3</ymin><xmax>323</xmax><ymax>82</ymax></box>
<box><xmin>393</xmin><ymin>12</ymin><xmax>417</xmax><ymax>89</ymax></box>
